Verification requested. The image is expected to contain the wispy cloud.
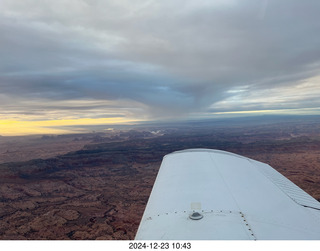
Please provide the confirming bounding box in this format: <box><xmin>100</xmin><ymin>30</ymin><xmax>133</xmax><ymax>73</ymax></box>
<box><xmin>1</xmin><ymin>0</ymin><xmax>320</xmax><ymax>134</ymax></box>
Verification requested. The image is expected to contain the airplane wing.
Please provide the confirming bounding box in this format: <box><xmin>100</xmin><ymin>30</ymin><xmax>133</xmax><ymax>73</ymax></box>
<box><xmin>135</xmin><ymin>149</ymin><xmax>320</xmax><ymax>240</ymax></box>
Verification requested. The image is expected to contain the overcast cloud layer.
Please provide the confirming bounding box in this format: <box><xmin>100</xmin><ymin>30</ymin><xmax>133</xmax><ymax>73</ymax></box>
<box><xmin>1</xmin><ymin>0</ymin><xmax>320</xmax><ymax>123</ymax></box>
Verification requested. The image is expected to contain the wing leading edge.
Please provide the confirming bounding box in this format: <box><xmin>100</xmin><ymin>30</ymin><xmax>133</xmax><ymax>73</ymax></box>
<box><xmin>135</xmin><ymin>149</ymin><xmax>320</xmax><ymax>240</ymax></box>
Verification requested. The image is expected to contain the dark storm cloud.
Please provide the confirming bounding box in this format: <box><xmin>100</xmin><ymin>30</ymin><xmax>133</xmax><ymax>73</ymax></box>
<box><xmin>1</xmin><ymin>0</ymin><xmax>320</xmax><ymax>120</ymax></box>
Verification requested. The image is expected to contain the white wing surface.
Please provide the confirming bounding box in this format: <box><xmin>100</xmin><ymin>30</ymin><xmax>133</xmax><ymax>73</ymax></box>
<box><xmin>135</xmin><ymin>149</ymin><xmax>320</xmax><ymax>240</ymax></box>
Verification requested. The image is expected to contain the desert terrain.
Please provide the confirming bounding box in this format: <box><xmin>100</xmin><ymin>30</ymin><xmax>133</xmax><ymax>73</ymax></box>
<box><xmin>1</xmin><ymin>115</ymin><xmax>320</xmax><ymax>240</ymax></box>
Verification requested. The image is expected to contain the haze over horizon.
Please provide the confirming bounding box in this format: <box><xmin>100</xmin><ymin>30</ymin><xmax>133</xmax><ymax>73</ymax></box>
<box><xmin>1</xmin><ymin>0</ymin><xmax>320</xmax><ymax>135</ymax></box>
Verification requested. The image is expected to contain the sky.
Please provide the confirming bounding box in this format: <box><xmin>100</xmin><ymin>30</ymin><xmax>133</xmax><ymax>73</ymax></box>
<box><xmin>1</xmin><ymin>0</ymin><xmax>320</xmax><ymax>135</ymax></box>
